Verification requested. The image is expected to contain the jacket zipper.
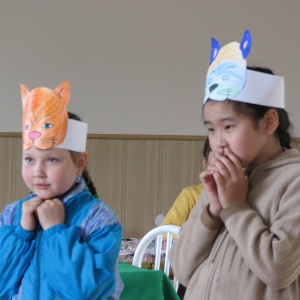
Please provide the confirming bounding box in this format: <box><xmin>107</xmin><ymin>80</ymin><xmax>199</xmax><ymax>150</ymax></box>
<box><xmin>35</xmin><ymin>227</ymin><xmax>41</xmax><ymax>300</ymax></box>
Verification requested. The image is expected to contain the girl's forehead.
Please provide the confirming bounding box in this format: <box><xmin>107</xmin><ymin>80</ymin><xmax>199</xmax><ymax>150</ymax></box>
<box><xmin>23</xmin><ymin>147</ymin><xmax>69</xmax><ymax>157</ymax></box>
<box><xmin>203</xmin><ymin>100</ymin><xmax>237</xmax><ymax>121</ymax></box>
<box><xmin>203</xmin><ymin>99</ymin><xmax>234</xmax><ymax>111</ymax></box>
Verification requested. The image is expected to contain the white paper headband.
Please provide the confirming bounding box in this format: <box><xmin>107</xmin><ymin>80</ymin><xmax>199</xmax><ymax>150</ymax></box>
<box><xmin>56</xmin><ymin>119</ymin><xmax>88</xmax><ymax>152</ymax></box>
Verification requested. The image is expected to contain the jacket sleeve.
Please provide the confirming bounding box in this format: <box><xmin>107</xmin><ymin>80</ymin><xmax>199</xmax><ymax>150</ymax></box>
<box><xmin>0</xmin><ymin>204</ymin><xmax>36</xmax><ymax>299</ymax></box>
<box><xmin>41</xmin><ymin>203</ymin><xmax>122</xmax><ymax>300</ymax></box>
<box><xmin>221</xmin><ymin>174</ymin><xmax>300</xmax><ymax>290</ymax></box>
<box><xmin>169</xmin><ymin>192</ymin><xmax>223</xmax><ymax>286</ymax></box>
<box><xmin>162</xmin><ymin>185</ymin><xmax>203</xmax><ymax>226</ymax></box>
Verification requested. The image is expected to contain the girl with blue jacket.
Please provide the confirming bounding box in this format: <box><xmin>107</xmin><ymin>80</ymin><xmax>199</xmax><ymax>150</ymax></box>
<box><xmin>0</xmin><ymin>81</ymin><xmax>123</xmax><ymax>299</ymax></box>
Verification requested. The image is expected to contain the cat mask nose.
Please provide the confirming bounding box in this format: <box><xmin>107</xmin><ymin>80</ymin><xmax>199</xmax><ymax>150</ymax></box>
<box><xmin>29</xmin><ymin>131</ymin><xmax>41</xmax><ymax>141</ymax></box>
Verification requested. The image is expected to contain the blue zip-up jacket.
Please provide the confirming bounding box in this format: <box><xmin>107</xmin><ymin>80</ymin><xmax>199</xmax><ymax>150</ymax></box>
<box><xmin>0</xmin><ymin>178</ymin><xmax>123</xmax><ymax>299</ymax></box>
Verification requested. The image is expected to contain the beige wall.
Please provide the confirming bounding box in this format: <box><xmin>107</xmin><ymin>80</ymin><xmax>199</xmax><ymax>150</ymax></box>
<box><xmin>0</xmin><ymin>1</ymin><xmax>300</xmax><ymax>137</ymax></box>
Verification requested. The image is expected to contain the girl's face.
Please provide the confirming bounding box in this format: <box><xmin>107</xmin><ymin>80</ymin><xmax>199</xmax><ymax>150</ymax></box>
<box><xmin>202</xmin><ymin>151</ymin><xmax>215</xmax><ymax>170</ymax></box>
<box><xmin>22</xmin><ymin>147</ymin><xmax>86</xmax><ymax>199</ymax></box>
<box><xmin>203</xmin><ymin>100</ymin><xmax>269</xmax><ymax>169</ymax></box>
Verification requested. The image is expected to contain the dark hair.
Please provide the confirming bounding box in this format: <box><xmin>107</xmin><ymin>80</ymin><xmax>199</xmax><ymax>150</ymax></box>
<box><xmin>202</xmin><ymin>137</ymin><xmax>211</xmax><ymax>160</ymax></box>
<box><xmin>228</xmin><ymin>66</ymin><xmax>292</xmax><ymax>149</ymax></box>
<box><xmin>67</xmin><ymin>112</ymin><xmax>99</xmax><ymax>198</ymax></box>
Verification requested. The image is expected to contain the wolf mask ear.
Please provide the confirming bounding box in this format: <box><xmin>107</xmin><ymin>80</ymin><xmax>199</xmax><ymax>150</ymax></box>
<box><xmin>210</xmin><ymin>38</ymin><xmax>221</xmax><ymax>65</ymax></box>
<box><xmin>240</xmin><ymin>29</ymin><xmax>252</xmax><ymax>59</ymax></box>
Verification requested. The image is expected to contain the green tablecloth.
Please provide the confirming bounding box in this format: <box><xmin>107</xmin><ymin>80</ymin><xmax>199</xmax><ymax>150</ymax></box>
<box><xmin>118</xmin><ymin>262</ymin><xmax>180</xmax><ymax>300</ymax></box>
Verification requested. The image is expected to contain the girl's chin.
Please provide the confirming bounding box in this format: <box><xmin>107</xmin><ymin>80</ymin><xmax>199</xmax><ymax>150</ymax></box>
<box><xmin>34</xmin><ymin>192</ymin><xmax>57</xmax><ymax>200</ymax></box>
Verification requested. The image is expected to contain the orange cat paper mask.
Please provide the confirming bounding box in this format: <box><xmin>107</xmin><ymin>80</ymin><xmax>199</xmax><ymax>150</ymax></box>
<box><xmin>21</xmin><ymin>81</ymin><xmax>87</xmax><ymax>152</ymax></box>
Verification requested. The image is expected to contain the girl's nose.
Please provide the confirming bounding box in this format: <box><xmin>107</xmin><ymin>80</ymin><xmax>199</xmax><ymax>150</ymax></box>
<box><xmin>33</xmin><ymin>163</ymin><xmax>46</xmax><ymax>177</ymax></box>
<box><xmin>214</xmin><ymin>133</ymin><xmax>228</xmax><ymax>154</ymax></box>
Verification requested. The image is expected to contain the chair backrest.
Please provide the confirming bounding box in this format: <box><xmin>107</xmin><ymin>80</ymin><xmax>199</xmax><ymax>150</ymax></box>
<box><xmin>132</xmin><ymin>225</ymin><xmax>180</xmax><ymax>291</ymax></box>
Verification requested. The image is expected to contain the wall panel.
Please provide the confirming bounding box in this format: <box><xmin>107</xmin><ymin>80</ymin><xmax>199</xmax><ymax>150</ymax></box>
<box><xmin>0</xmin><ymin>135</ymin><xmax>205</xmax><ymax>237</ymax></box>
<box><xmin>158</xmin><ymin>140</ymin><xmax>201</xmax><ymax>217</ymax></box>
<box><xmin>122</xmin><ymin>140</ymin><xmax>160</xmax><ymax>237</ymax></box>
<box><xmin>2</xmin><ymin>135</ymin><xmax>298</xmax><ymax>238</ymax></box>
<box><xmin>87</xmin><ymin>139</ymin><xmax>124</xmax><ymax>221</ymax></box>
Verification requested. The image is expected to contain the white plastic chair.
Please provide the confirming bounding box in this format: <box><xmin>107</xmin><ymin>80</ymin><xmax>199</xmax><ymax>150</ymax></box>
<box><xmin>132</xmin><ymin>225</ymin><xmax>180</xmax><ymax>292</ymax></box>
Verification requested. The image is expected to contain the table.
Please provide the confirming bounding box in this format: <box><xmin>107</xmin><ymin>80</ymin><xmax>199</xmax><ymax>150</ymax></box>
<box><xmin>118</xmin><ymin>262</ymin><xmax>180</xmax><ymax>300</ymax></box>
<box><xmin>118</xmin><ymin>238</ymin><xmax>156</xmax><ymax>264</ymax></box>
<box><xmin>118</xmin><ymin>237</ymin><xmax>175</xmax><ymax>278</ymax></box>
<box><xmin>118</xmin><ymin>238</ymin><xmax>168</xmax><ymax>267</ymax></box>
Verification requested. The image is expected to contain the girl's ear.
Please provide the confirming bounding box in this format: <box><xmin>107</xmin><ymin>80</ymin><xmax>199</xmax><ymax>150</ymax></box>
<box><xmin>201</xmin><ymin>156</ymin><xmax>207</xmax><ymax>170</ymax></box>
<box><xmin>77</xmin><ymin>152</ymin><xmax>88</xmax><ymax>175</ymax></box>
<box><xmin>262</xmin><ymin>109</ymin><xmax>279</xmax><ymax>135</ymax></box>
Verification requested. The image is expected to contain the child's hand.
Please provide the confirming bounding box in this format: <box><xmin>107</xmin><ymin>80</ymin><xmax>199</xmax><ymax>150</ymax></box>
<box><xmin>212</xmin><ymin>148</ymin><xmax>248</xmax><ymax>208</ymax></box>
<box><xmin>20</xmin><ymin>197</ymin><xmax>43</xmax><ymax>231</ymax></box>
<box><xmin>36</xmin><ymin>198</ymin><xmax>65</xmax><ymax>230</ymax></box>
<box><xmin>200</xmin><ymin>169</ymin><xmax>222</xmax><ymax>218</ymax></box>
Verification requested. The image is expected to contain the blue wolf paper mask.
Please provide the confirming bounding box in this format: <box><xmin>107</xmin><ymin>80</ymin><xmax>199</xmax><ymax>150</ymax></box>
<box><xmin>203</xmin><ymin>30</ymin><xmax>285</xmax><ymax>108</ymax></box>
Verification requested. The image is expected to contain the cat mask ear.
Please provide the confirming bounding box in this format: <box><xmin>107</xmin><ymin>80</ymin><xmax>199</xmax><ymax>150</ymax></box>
<box><xmin>20</xmin><ymin>84</ymin><xmax>30</xmax><ymax>110</ymax></box>
<box><xmin>21</xmin><ymin>81</ymin><xmax>70</xmax><ymax>111</ymax></box>
<box><xmin>203</xmin><ymin>29</ymin><xmax>284</xmax><ymax>108</ymax></box>
<box><xmin>21</xmin><ymin>81</ymin><xmax>87</xmax><ymax>152</ymax></box>
<box><xmin>54</xmin><ymin>81</ymin><xmax>70</xmax><ymax>106</ymax></box>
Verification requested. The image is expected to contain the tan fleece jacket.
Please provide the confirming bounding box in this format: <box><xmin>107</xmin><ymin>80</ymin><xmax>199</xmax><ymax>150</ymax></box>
<box><xmin>170</xmin><ymin>149</ymin><xmax>300</xmax><ymax>300</ymax></box>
